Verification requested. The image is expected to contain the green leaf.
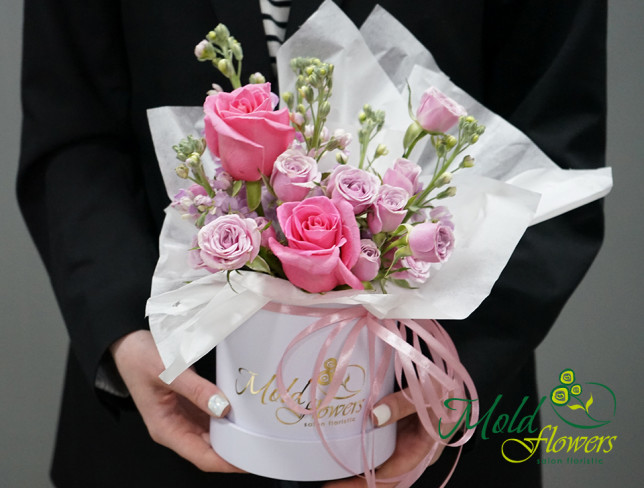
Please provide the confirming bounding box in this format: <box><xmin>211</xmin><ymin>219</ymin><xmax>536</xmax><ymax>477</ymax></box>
<box><xmin>567</xmin><ymin>404</ymin><xmax>586</xmax><ymax>411</ymax></box>
<box><xmin>231</xmin><ymin>179</ymin><xmax>243</xmax><ymax>197</ymax></box>
<box><xmin>405</xmin><ymin>80</ymin><xmax>414</xmax><ymax>120</ymax></box>
<box><xmin>391</xmin><ymin>279</ymin><xmax>417</xmax><ymax>290</ymax></box>
<box><xmin>246</xmin><ymin>255</ymin><xmax>271</xmax><ymax>274</ymax></box>
<box><xmin>585</xmin><ymin>394</ymin><xmax>594</xmax><ymax>411</ymax></box>
<box><xmin>259</xmin><ymin>247</ymin><xmax>286</xmax><ymax>279</ymax></box>
<box><xmin>246</xmin><ymin>180</ymin><xmax>262</xmax><ymax>211</ymax></box>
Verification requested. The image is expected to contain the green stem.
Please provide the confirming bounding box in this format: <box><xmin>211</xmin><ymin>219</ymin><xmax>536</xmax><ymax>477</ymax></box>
<box><xmin>403</xmin><ymin>131</ymin><xmax>426</xmax><ymax>159</ymax></box>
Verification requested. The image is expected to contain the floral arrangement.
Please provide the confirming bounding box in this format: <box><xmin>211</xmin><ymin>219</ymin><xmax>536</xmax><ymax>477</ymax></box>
<box><xmin>146</xmin><ymin>4</ymin><xmax>610</xmax><ymax>484</ymax></box>
<box><xmin>171</xmin><ymin>23</ymin><xmax>485</xmax><ymax>295</ymax></box>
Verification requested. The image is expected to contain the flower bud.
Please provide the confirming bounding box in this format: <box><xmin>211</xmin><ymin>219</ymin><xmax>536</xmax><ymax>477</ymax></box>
<box><xmin>403</xmin><ymin>121</ymin><xmax>424</xmax><ymax>150</ymax></box>
<box><xmin>319</xmin><ymin>101</ymin><xmax>331</xmax><ymax>117</ymax></box>
<box><xmin>352</xmin><ymin>239</ymin><xmax>381</xmax><ymax>282</ymax></box>
<box><xmin>249</xmin><ymin>72</ymin><xmax>266</xmax><ymax>84</ymax></box>
<box><xmin>435</xmin><ymin>172</ymin><xmax>452</xmax><ymax>187</ymax></box>
<box><xmin>217</xmin><ymin>59</ymin><xmax>234</xmax><ymax>77</ymax></box>
<box><xmin>186</xmin><ymin>152</ymin><xmax>201</xmax><ymax>167</ymax></box>
<box><xmin>207</xmin><ymin>83</ymin><xmax>224</xmax><ymax>95</ymax></box>
<box><xmin>336</xmin><ymin>152</ymin><xmax>348</xmax><ymax>164</ymax></box>
<box><xmin>282</xmin><ymin>91</ymin><xmax>294</xmax><ymax>108</ymax></box>
<box><xmin>214</xmin><ymin>24</ymin><xmax>230</xmax><ymax>43</ymax></box>
<box><xmin>460</xmin><ymin>155</ymin><xmax>475</xmax><ymax>168</ymax></box>
<box><xmin>436</xmin><ymin>186</ymin><xmax>457</xmax><ymax>199</ymax></box>
<box><xmin>290</xmin><ymin>112</ymin><xmax>304</xmax><ymax>126</ymax></box>
<box><xmin>303</xmin><ymin>86</ymin><xmax>314</xmax><ymax>104</ymax></box>
<box><xmin>445</xmin><ymin>135</ymin><xmax>457</xmax><ymax>148</ymax></box>
<box><xmin>230</xmin><ymin>39</ymin><xmax>243</xmax><ymax>60</ymax></box>
<box><xmin>175</xmin><ymin>164</ymin><xmax>190</xmax><ymax>179</ymax></box>
<box><xmin>375</xmin><ymin>143</ymin><xmax>389</xmax><ymax>157</ymax></box>
<box><xmin>416</xmin><ymin>87</ymin><xmax>466</xmax><ymax>133</ymax></box>
<box><xmin>194</xmin><ymin>40</ymin><xmax>214</xmax><ymax>60</ymax></box>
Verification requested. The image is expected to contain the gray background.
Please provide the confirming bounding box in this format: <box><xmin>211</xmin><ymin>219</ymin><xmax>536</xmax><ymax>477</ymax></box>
<box><xmin>1</xmin><ymin>1</ymin><xmax>642</xmax><ymax>487</ymax></box>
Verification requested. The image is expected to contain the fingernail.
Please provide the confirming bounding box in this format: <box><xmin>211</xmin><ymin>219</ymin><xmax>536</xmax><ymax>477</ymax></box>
<box><xmin>208</xmin><ymin>394</ymin><xmax>230</xmax><ymax>417</ymax></box>
<box><xmin>371</xmin><ymin>404</ymin><xmax>391</xmax><ymax>427</ymax></box>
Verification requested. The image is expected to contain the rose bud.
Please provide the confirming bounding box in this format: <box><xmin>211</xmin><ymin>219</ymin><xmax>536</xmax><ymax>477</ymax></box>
<box><xmin>382</xmin><ymin>158</ymin><xmax>422</xmax><ymax>195</ymax></box>
<box><xmin>352</xmin><ymin>239</ymin><xmax>381</xmax><ymax>282</ymax></box>
<box><xmin>408</xmin><ymin>221</ymin><xmax>455</xmax><ymax>263</ymax></box>
<box><xmin>416</xmin><ymin>86</ymin><xmax>466</xmax><ymax>133</ymax></box>
<box><xmin>392</xmin><ymin>255</ymin><xmax>432</xmax><ymax>284</ymax></box>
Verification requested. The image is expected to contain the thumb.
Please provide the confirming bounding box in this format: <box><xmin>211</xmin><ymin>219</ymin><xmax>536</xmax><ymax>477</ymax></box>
<box><xmin>371</xmin><ymin>389</ymin><xmax>417</xmax><ymax>428</ymax></box>
<box><xmin>169</xmin><ymin>368</ymin><xmax>231</xmax><ymax>419</ymax></box>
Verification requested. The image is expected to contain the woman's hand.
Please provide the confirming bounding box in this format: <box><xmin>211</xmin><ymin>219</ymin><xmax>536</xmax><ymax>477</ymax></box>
<box><xmin>110</xmin><ymin>329</ymin><xmax>244</xmax><ymax>473</ymax></box>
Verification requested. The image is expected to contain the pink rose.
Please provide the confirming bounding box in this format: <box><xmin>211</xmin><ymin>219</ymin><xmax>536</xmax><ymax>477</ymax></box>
<box><xmin>408</xmin><ymin>221</ymin><xmax>455</xmax><ymax>263</ymax></box>
<box><xmin>327</xmin><ymin>165</ymin><xmax>380</xmax><ymax>214</ymax></box>
<box><xmin>270</xmin><ymin>148</ymin><xmax>320</xmax><ymax>202</ymax></box>
<box><xmin>392</xmin><ymin>255</ymin><xmax>432</xmax><ymax>284</ymax></box>
<box><xmin>204</xmin><ymin>83</ymin><xmax>295</xmax><ymax>181</ymax></box>
<box><xmin>197</xmin><ymin>214</ymin><xmax>261</xmax><ymax>271</ymax></box>
<box><xmin>430</xmin><ymin>206</ymin><xmax>455</xmax><ymax>230</ymax></box>
<box><xmin>268</xmin><ymin>196</ymin><xmax>363</xmax><ymax>293</ymax></box>
<box><xmin>351</xmin><ymin>239</ymin><xmax>381</xmax><ymax>282</ymax></box>
<box><xmin>382</xmin><ymin>158</ymin><xmax>422</xmax><ymax>195</ymax></box>
<box><xmin>368</xmin><ymin>184</ymin><xmax>409</xmax><ymax>234</ymax></box>
<box><xmin>416</xmin><ymin>87</ymin><xmax>466</xmax><ymax>133</ymax></box>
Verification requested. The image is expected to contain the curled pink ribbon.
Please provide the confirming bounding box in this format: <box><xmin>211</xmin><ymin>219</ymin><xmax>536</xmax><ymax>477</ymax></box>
<box><xmin>266</xmin><ymin>303</ymin><xmax>478</xmax><ymax>488</ymax></box>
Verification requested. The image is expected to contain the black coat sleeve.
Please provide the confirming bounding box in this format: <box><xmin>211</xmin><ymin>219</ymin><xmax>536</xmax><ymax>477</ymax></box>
<box><xmin>445</xmin><ymin>0</ymin><xmax>607</xmax><ymax>406</ymax></box>
<box><xmin>17</xmin><ymin>0</ymin><xmax>158</xmax><ymax>390</ymax></box>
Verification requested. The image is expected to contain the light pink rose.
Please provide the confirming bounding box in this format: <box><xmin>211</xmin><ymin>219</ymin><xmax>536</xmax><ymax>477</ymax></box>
<box><xmin>270</xmin><ymin>148</ymin><xmax>321</xmax><ymax>202</ymax></box>
<box><xmin>204</xmin><ymin>83</ymin><xmax>295</xmax><ymax>181</ymax></box>
<box><xmin>351</xmin><ymin>239</ymin><xmax>381</xmax><ymax>282</ymax></box>
<box><xmin>392</xmin><ymin>256</ymin><xmax>432</xmax><ymax>284</ymax></box>
<box><xmin>408</xmin><ymin>222</ymin><xmax>454</xmax><ymax>263</ymax></box>
<box><xmin>383</xmin><ymin>158</ymin><xmax>422</xmax><ymax>195</ymax></box>
<box><xmin>255</xmin><ymin>216</ymin><xmax>277</xmax><ymax>248</ymax></box>
<box><xmin>416</xmin><ymin>87</ymin><xmax>466</xmax><ymax>133</ymax></box>
<box><xmin>327</xmin><ymin>165</ymin><xmax>380</xmax><ymax>214</ymax></box>
<box><xmin>430</xmin><ymin>206</ymin><xmax>455</xmax><ymax>230</ymax></box>
<box><xmin>197</xmin><ymin>214</ymin><xmax>261</xmax><ymax>271</ymax></box>
<box><xmin>268</xmin><ymin>196</ymin><xmax>363</xmax><ymax>293</ymax></box>
<box><xmin>368</xmin><ymin>184</ymin><xmax>409</xmax><ymax>234</ymax></box>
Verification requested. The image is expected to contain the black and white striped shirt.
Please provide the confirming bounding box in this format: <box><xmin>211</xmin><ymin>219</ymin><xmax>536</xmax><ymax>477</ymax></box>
<box><xmin>259</xmin><ymin>0</ymin><xmax>292</xmax><ymax>72</ymax></box>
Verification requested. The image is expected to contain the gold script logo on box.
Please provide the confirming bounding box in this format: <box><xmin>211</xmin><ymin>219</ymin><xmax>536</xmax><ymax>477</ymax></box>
<box><xmin>235</xmin><ymin>358</ymin><xmax>367</xmax><ymax>426</ymax></box>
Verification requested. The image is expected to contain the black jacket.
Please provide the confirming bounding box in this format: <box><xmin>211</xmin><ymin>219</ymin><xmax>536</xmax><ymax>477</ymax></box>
<box><xmin>18</xmin><ymin>1</ymin><xmax>606</xmax><ymax>486</ymax></box>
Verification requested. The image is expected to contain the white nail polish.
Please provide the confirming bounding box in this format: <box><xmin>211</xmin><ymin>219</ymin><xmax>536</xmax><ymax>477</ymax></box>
<box><xmin>372</xmin><ymin>404</ymin><xmax>391</xmax><ymax>427</ymax></box>
<box><xmin>208</xmin><ymin>394</ymin><xmax>229</xmax><ymax>417</ymax></box>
